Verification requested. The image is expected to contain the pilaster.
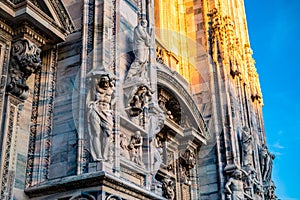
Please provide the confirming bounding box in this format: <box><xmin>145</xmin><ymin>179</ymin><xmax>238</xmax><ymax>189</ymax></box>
<box><xmin>0</xmin><ymin>95</ymin><xmax>22</xmax><ymax>199</ymax></box>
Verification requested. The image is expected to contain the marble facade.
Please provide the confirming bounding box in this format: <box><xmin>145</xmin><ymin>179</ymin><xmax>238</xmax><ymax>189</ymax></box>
<box><xmin>0</xmin><ymin>0</ymin><xmax>275</xmax><ymax>199</ymax></box>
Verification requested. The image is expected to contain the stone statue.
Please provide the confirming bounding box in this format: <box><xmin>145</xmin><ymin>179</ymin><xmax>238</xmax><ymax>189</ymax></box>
<box><xmin>241</xmin><ymin>126</ymin><xmax>253</xmax><ymax>168</ymax></box>
<box><xmin>162</xmin><ymin>178</ymin><xmax>175</xmax><ymax>200</ymax></box>
<box><xmin>87</xmin><ymin>74</ymin><xmax>115</xmax><ymax>162</ymax></box>
<box><xmin>263</xmin><ymin>153</ymin><xmax>274</xmax><ymax>182</ymax></box>
<box><xmin>120</xmin><ymin>133</ymin><xmax>130</xmax><ymax>159</ymax></box>
<box><xmin>260</xmin><ymin>145</ymin><xmax>275</xmax><ymax>183</ymax></box>
<box><xmin>264</xmin><ymin>181</ymin><xmax>277</xmax><ymax>200</ymax></box>
<box><xmin>128</xmin><ymin>85</ymin><xmax>152</xmax><ymax>117</ymax></box>
<box><xmin>260</xmin><ymin>145</ymin><xmax>268</xmax><ymax>175</ymax></box>
<box><xmin>149</xmin><ymin>112</ymin><xmax>165</xmax><ymax>183</ymax></box>
<box><xmin>128</xmin><ymin>131</ymin><xmax>144</xmax><ymax>166</ymax></box>
<box><xmin>225</xmin><ymin>169</ymin><xmax>245</xmax><ymax>200</ymax></box>
<box><xmin>152</xmin><ymin>134</ymin><xmax>163</xmax><ymax>180</ymax></box>
<box><xmin>126</xmin><ymin>19</ymin><xmax>151</xmax><ymax>79</ymax></box>
<box><xmin>241</xmin><ymin>169</ymin><xmax>262</xmax><ymax>197</ymax></box>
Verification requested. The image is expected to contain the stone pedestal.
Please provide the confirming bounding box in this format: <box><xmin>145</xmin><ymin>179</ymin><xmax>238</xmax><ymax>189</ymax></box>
<box><xmin>88</xmin><ymin>161</ymin><xmax>113</xmax><ymax>173</ymax></box>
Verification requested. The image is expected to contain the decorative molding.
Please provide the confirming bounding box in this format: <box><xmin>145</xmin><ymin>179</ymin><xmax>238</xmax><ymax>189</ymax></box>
<box><xmin>157</xmin><ymin>67</ymin><xmax>209</xmax><ymax>138</ymax></box>
<box><xmin>14</xmin><ymin>23</ymin><xmax>47</xmax><ymax>46</ymax></box>
<box><xmin>0</xmin><ymin>95</ymin><xmax>22</xmax><ymax>199</ymax></box>
<box><xmin>25</xmin><ymin>48</ymin><xmax>57</xmax><ymax>187</ymax></box>
<box><xmin>49</xmin><ymin>0</ymin><xmax>76</xmax><ymax>33</ymax></box>
<box><xmin>0</xmin><ymin>20</ymin><xmax>14</xmax><ymax>36</ymax></box>
<box><xmin>106</xmin><ymin>194</ymin><xmax>122</xmax><ymax>200</ymax></box>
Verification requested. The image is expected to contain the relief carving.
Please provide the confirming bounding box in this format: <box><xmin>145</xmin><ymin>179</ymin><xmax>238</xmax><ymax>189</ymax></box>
<box><xmin>158</xmin><ymin>87</ymin><xmax>181</xmax><ymax>124</ymax></box>
<box><xmin>128</xmin><ymin>131</ymin><xmax>144</xmax><ymax>166</ymax></box>
<box><xmin>87</xmin><ymin>73</ymin><xmax>116</xmax><ymax>162</ymax></box>
<box><xmin>120</xmin><ymin>133</ymin><xmax>130</xmax><ymax>159</ymax></box>
<box><xmin>7</xmin><ymin>39</ymin><xmax>42</xmax><ymax>99</ymax></box>
<box><xmin>127</xmin><ymin>85</ymin><xmax>153</xmax><ymax>128</ymax></box>
<box><xmin>128</xmin><ymin>85</ymin><xmax>152</xmax><ymax>117</ymax></box>
<box><xmin>179</xmin><ymin>149</ymin><xmax>196</xmax><ymax>185</ymax></box>
<box><xmin>162</xmin><ymin>178</ymin><xmax>175</xmax><ymax>200</ymax></box>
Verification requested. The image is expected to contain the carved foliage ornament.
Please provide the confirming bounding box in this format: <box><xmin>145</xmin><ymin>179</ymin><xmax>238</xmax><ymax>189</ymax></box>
<box><xmin>162</xmin><ymin>178</ymin><xmax>175</xmax><ymax>200</ymax></box>
<box><xmin>7</xmin><ymin>39</ymin><xmax>42</xmax><ymax>99</ymax></box>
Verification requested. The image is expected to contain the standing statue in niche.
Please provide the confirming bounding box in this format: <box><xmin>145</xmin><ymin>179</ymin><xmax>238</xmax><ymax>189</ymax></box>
<box><xmin>241</xmin><ymin>126</ymin><xmax>253</xmax><ymax>168</ymax></box>
<box><xmin>87</xmin><ymin>74</ymin><xmax>115</xmax><ymax>162</ymax></box>
<box><xmin>126</xmin><ymin>19</ymin><xmax>151</xmax><ymax>79</ymax></box>
<box><xmin>128</xmin><ymin>131</ymin><xmax>144</xmax><ymax>166</ymax></box>
<box><xmin>149</xmin><ymin>113</ymin><xmax>165</xmax><ymax>183</ymax></box>
<box><xmin>152</xmin><ymin>134</ymin><xmax>163</xmax><ymax>180</ymax></box>
<box><xmin>225</xmin><ymin>169</ymin><xmax>245</xmax><ymax>200</ymax></box>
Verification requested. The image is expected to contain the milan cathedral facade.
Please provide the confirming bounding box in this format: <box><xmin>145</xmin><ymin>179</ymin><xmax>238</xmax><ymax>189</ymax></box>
<box><xmin>0</xmin><ymin>0</ymin><xmax>276</xmax><ymax>199</ymax></box>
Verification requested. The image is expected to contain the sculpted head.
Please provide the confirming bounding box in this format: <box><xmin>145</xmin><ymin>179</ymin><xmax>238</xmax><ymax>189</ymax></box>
<box><xmin>233</xmin><ymin>169</ymin><xmax>242</xmax><ymax>179</ymax></box>
<box><xmin>100</xmin><ymin>75</ymin><xmax>110</xmax><ymax>89</ymax></box>
<box><xmin>140</xmin><ymin>19</ymin><xmax>148</xmax><ymax>28</ymax></box>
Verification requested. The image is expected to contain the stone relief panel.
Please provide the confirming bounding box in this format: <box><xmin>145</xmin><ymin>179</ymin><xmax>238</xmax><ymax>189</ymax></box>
<box><xmin>126</xmin><ymin>85</ymin><xmax>153</xmax><ymax>128</ymax></box>
<box><xmin>128</xmin><ymin>131</ymin><xmax>144</xmax><ymax>166</ymax></box>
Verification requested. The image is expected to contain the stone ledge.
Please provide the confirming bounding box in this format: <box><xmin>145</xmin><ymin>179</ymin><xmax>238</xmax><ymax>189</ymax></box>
<box><xmin>25</xmin><ymin>171</ymin><xmax>166</xmax><ymax>200</ymax></box>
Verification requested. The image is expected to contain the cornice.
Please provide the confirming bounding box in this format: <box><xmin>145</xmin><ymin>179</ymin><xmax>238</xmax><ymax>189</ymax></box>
<box><xmin>0</xmin><ymin>20</ymin><xmax>14</xmax><ymax>36</ymax></box>
<box><xmin>0</xmin><ymin>0</ymin><xmax>75</xmax><ymax>44</ymax></box>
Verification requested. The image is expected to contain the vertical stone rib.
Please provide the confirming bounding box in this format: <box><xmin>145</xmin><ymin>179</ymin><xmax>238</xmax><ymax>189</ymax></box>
<box><xmin>77</xmin><ymin>0</ymin><xmax>90</xmax><ymax>175</ymax></box>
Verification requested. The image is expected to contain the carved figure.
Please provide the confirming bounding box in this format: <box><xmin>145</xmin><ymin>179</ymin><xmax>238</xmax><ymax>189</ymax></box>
<box><xmin>7</xmin><ymin>39</ymin><xmax>42</xmax><ymax>99</ymax></box>
<box><xmin>87</xmin><ymin>74</ymin><xmax>115</xmax><ymax>161</ymax></box>
<box><xmin>241</xmin><ymin>126</ymin><xmax>253</xmax><ymax>167</ymax></box>
<box><xmin>126</xmin><ymin>19</ymin><xmax>151</xmax><ymax>79</ymax></box>
<box><xmin>263</xmin><ymin>152</ymin><xmax>275</xmax><ymax>183</ymax></box>
<box><xmin>179</xmin><ymin>149</ymin><xmax>196</xmax><ymax>185</ymax></box>
<box><xmin>149</xmin><ymin>112</ymin><xmax>165</xmax><ymax>183</ymax></box>
<box><xmin>264</xmin><ymin>181</ymin><xmax>277</xmax><ymax>200</ymax></box>
<box><xmin>120</xmin><ymin>133</ymin><xmax>130</xmax><ymax>159</ymax></box>
<box><xmin>241</xmin><ymin>169</ymin><xmax>262</xmax><ymax>197</ymax></box>
<box><xmin>162</xmin><ymin>178</ymin><xmax>175</xmax><ymax>200</ymax></box>
<box><xmin>260</xmin><ymin>145</ymin><xmax>268</xmax><ymax>175</ymax></box>
<box><xmin>152</xmin><ymin>134</ymin><xmax>163</xmax><ymax>179</ymax></box>
<box><xmin>128</xmin><ymin>85</ymin><xmax>152</xmax><ymax>117</ymax></box>
<box><xmin>128</xmin><ymin>131</ymin><xmax>144</xmax><ymax>166</ymax></box>
<box><xmin>260</xmin><ymin>145</ymin><xmax>275</xmax><ymax>183</ymax></box>
<box><xmin>225</xmin><ymin>169</ymin><xmax>245</xmax><ymax>200</ymax></box>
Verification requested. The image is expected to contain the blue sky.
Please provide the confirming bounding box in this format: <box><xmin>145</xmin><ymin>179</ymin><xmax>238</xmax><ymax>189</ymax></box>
<box><xmin>245</xmin><ymin>0</ymin><xmax>300</xmax><ymax>199</ymax></box>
